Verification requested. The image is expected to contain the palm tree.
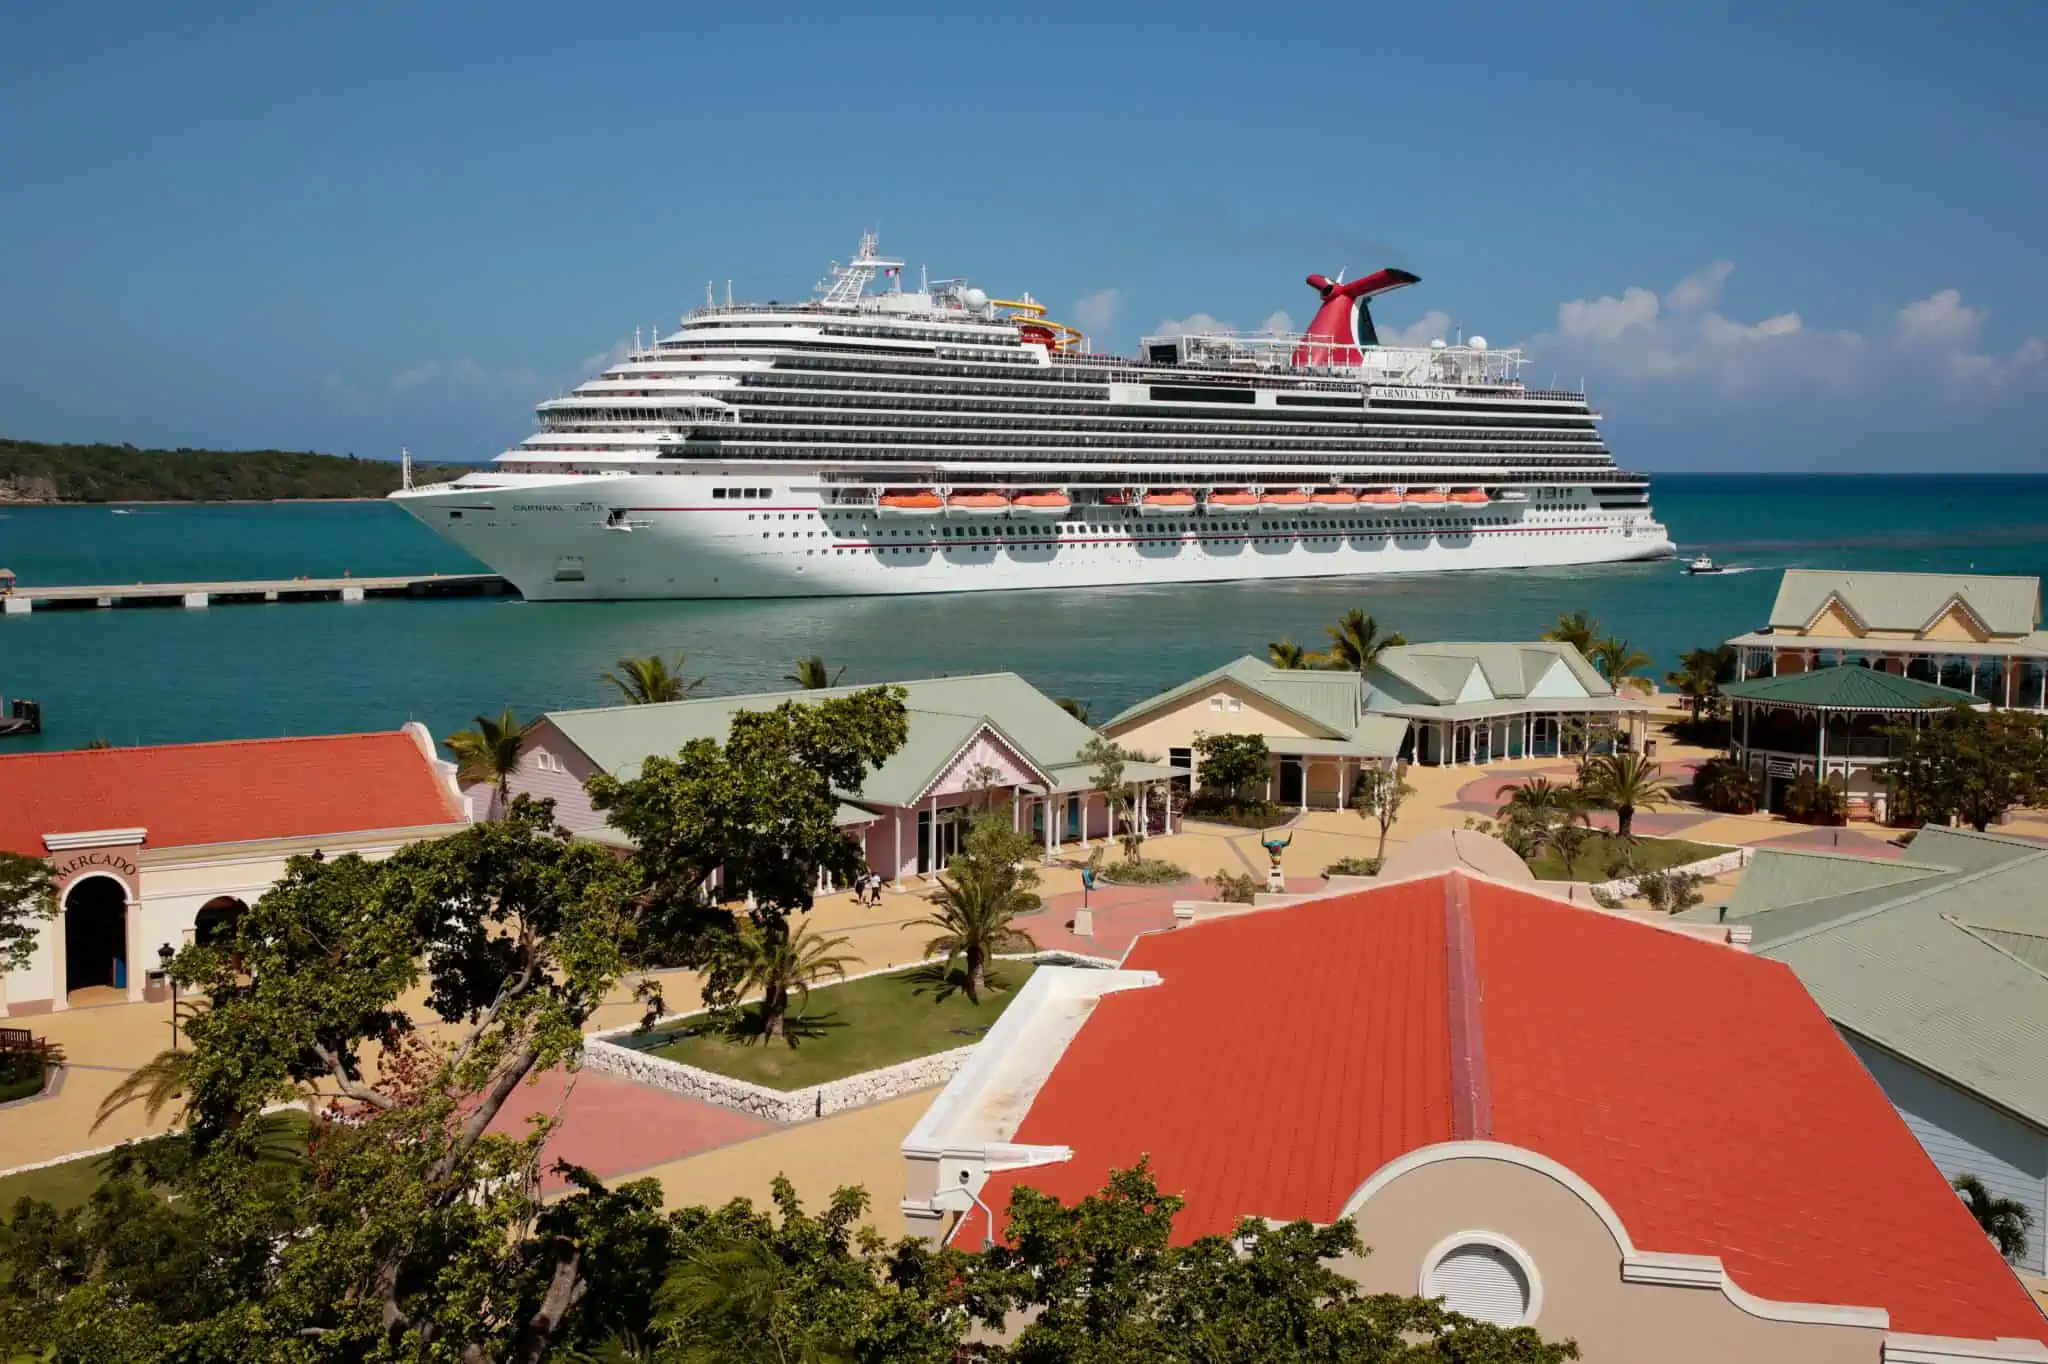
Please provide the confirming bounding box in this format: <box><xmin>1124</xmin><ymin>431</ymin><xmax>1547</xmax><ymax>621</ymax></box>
<box><xmin>1542</xmin><ymin>611</ymin><xmax>1599</xmax><ymax>655</ymax></box>
<box><xmin>444</xmin><ymin>708</ymin><xmax>540</xmax><ymax>819</ymax></box>
<box><xmin>1577</xmin><ymin>751</ymin><xmax>1675</xmax><ymax>840</ymax></box>
<box><xmin>1954</xmin><ymin>1173</ymin><xmax>2034</xmax><ymax>1263</ymax></box>
<box><xmin>912</xmin><ymin>852</ymin><xmax>1039</xmax><ymax>1004</ymax></box>
<box><xmin>1666</xmin><ymin>646</ymin><xmax>1729</xmax><ymax>722</ymax></box>
<box><xmin>785</xmin><ymin>655</ymin><xmax>844</xmax><ymax>690</ymax></box>
<box><xmin>1320</xmin><ymin>609</ymin><xmax>1406</xmax><ymax>675</ymax></box>
<box><xmin>602</xmin><ymin>652</ymin><xmax>704</xmax><ymax>705</ymax></box>
<box><xmin>1267</xmin><ymin>638</ymin><xmax>1317</xmax><ymax>669</ymax></box>
<box><xmin>1055</xmin><ymin>697</ymin><xmax>1091</xmax><ymax>723</ymax></box>
<box><xmin>721</xmin><ymin>919</ymin><xmax>857</xmax><ymax>1043</ymax></box>
<box><xmin>1495</xmin><ymin>776</ymin><xmax>1574</xmax><ymax>826</ymax></box>
<box><xmin>93</xmin><ymin>1046</ymin><xmax>193</xmax><ymax>1132</ymax></box>
<box><xmin>1589</xmin><ymin>636</ymin><xmax>1654</xmax><ymax>689</ymax></box>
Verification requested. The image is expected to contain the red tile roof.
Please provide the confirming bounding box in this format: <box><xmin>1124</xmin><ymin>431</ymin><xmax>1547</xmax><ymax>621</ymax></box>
<box><xmin>968</xmin><ymin>873</ymin><xmax>2047</xmax><ymax>1345</ymax></box>
<box><xmin>0</xmin><ymin>732</ymin><xmax>465</xmax><ymax>856</ymax></box>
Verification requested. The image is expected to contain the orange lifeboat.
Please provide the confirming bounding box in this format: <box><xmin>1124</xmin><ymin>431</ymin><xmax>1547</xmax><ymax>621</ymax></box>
<box><xmin>1011</xmin><ymin>490</ymin><xmax>1072</xmax><ymax>518</ymax></box>
<box><xmin>1404</xmin><ymin>488</ymin><xmax>1448</xmax><ymax>507</ymax></box>
<box><xmin>1258</xmin><ymin>488</ymin><xmax>1310</xmax><ymax>513</ymax></box>
<box><xmin>1310</xmin><ymin>489</ymin><xmax>1359</xmax><ymax>512</ymax></box>
<box><xmin>1359</xmin><ymin>489</ymin><xmax>1402</xmax><ymax>507</ymax></box>
<box><xmin>947</xmin><ymin>491</ymin><xmax>1012</xmax><ymax>517</ymax></box>
<box><xmin>877</xmin><ymin>490</ymin><xmax>943</xmax><ymax>518</ymax></box>
<box><xmin>1139</xmin><ymin>489</ymin><xmax>1198</xmax><ymax>517</ymax></box>
<box><xmin>1449</xmin><ymin>488</ymin><xmax>1490</xmax><ymax>505</ymax></box>
<box><xmin>1206</xmin><ymin>488</ymin><xmax>1259</xmax><ymax>513</ymax></box>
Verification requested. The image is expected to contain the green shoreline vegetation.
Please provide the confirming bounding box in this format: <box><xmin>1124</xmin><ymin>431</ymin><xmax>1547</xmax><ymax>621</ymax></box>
<box><xmin>0</xmin><ymin>437</ymin><xmax>473</xmax><ymax>503</ymax></box>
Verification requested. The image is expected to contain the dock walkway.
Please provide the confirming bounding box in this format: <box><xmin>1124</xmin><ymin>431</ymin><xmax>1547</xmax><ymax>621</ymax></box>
<box><xmin>1</xmin><ymin>573</ymin><xmax>514</xmax><ymax>614</ymax></box>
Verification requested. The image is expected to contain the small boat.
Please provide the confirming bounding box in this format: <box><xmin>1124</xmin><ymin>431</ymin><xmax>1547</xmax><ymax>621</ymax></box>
<box><xmin>1684</xmin><ymin>554</ymin><xmax>1728</xmax><ymax>575</ymax></box>
<box><xmin>947</xmin><ymin>491</ymin><xmax>1012</xmax><ymax>517</ymax></box>
<box><xmin>1404</xmin><ymin>488</ymin><xmax>1448</xmax><ymax>507</ymax></box>
<box><xmin>1139</xmin><ymin>489</ymin><xmax>1198</xmax><ymax>517</ymax></box>
<box><xmin>877</xmin><ymin>490</ymin><xmax>945</xmax><ymax>518</ymax></box>
<box><xmin>1449</xmin><ymin>488</ymin><xmax>1490</xmax><ymax>505</ymax></box>
<box><xmin>1010</xmin><ymin>491</ymin><xmax>1072</xmax><ymax>518</ymax></box>
<box><xmin>1497</xmin><ymin>489</ymin><xmax>1529</xmax><ymax>502</ymax></box>
<box><xmin>1258</xmin><ymin>489</ymin><xmax>1310</xmax><ymax>513</ymax></box>
<box><xmin>603</xmin><ymin>508</ymin><xmax>634</xmax><ymax>533</ymax></box>
<box><xmin>1309</xmin><ymin>489</ymin><xmax>1360</xmax><ymax>511</ymax></box>
<box><xmin>1359</xmin><ymin>489</ymin><xmax>1402</xmax><ymax>507</ymax></box>
<box><xmin>1206</xmin><ymin>488</ymin><xmax>1259</xmax><ymax>512</ymax></box>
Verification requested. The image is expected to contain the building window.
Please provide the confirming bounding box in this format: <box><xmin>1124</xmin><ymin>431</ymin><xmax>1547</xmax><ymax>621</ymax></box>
<box><xmin>1226</xmin><ymin>698</ymin><xmax>1242</xmax><ymax>713</ymax></box>
<box><xmin>1420</xmin><ymin>1235</ymin><xmax>1539</xmax><ymax>1328</ymax></box>
<box><xmin>1209</xmin><ymin>696</ymin><xmax>1225</xmax><ymax>712</ymax></box>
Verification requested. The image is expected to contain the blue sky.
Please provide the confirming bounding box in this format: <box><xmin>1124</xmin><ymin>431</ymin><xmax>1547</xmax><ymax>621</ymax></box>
<box><xmin>3</xmin><ymin>1</ymin><xmax>2045</xmax><ymax>472</ymax></box>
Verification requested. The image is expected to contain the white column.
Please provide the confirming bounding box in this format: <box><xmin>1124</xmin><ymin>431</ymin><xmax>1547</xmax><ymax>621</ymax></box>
<box><xmin>1079</xmin><ymin>795</ymin><xmax>1089</xmax><ymax>848</ymax></box>
<box><xmin>1338</xmin><ymin>759</ymin><xmax>1350</xmax><ymax>810</ymax></box>
<box><xmin>892</xmin><ymin>812</ymin><xmax>904</xmax><ymax>890</ymax></box>
<box><xmin>2003</xmin><ymin>659</ymin><xmax>2012</xmax><ymax>708</ymax></box>
<box><xmin>1136</xmin><ymin>783</ymin><xmax>1147</xmax><ymax>840</ymax></box>
<box><xmin>1299</xmin><ymin>760</ymin><xmax>1308</xmax><ymax>814</ymax></box>
<box><xmin>1044</xmin><ymin>797</ymin><xmax>1055</xmax><ymax>855</ymax></box>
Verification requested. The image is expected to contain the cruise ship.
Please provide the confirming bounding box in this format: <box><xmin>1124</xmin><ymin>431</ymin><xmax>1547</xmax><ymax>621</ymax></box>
<box><xmin>392</xmin><ymin>234</ymin><xmax>1674</xmax><ymax>599</ymax></box>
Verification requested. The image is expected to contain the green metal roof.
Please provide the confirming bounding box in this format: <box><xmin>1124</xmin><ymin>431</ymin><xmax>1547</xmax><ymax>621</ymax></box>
<box><xmin>1101</xmin><ymin>656</ymin><xmax>1361</xmax><ymax>736</ymax></box>
<box><xmin>1720</xmin><ymin>828</ymin><xmax>2048</xmax><ymax>1128</ymax></box>
<box><xmin>1717</xmin><ymin>665</ymin><xmax>1983</xmax><ymax>711</ymax></box>
<box><xmin>544</xmin><ymin>673</ymin><xmax>1108</xmax><ymax>808</ymax></box>
<box><xmin>1370</xmin><ymin>642</ymin><xmax>1612</xmax><ymax>704</ymax></box>
<box><xmin>1768</xmin><ymin>569</ymin><xmax>2040</xmax><ymax>636</ymax></box>
<box><xmin>1719</xmin><ymin>849</ymin><xmax>1947</xmax><ymax>922</ymax></box>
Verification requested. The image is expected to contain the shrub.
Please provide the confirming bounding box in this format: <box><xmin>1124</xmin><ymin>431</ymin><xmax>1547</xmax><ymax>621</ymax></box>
<box><xmin>1690</xmin><ymin>757</ymin><xmax>1758</xmax><ymax>814</ymax></box>
<box><xmin>1209</xmin><ymin>870</ymin><xmax>1260</xmax><ymax>904</ymax></box>
<box><xmin>1784</xmin><ymin>772</ymin><xmax>1847</xmax><ymax>824</ymax></box>
<box><xmin>1322</xmin><ymin>856</ymin><xmax>1383</xmax><ymax>877</ymax></box>
<box><xmin>1098</xmin><ymin>855</ymin><xmax>1191</xmax><ymax>885</ymax></box>
<box><xmin>1181</xmin><ymin>794</ymin><xmax>1290</xmax><ymax>830</ymax></box>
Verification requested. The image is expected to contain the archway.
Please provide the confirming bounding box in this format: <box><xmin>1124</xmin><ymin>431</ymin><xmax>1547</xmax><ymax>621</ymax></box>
<box><xmin>64</xmin><ymin>875</ymin><xmax>129</xmax><ymax>998</ymax></box>
<box><xmin>193</xmin><ymin>896</ymin><xmax>246</xmax><ymax>949</ymax></box>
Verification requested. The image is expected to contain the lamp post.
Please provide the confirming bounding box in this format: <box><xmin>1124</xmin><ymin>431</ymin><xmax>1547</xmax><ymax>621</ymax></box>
<box><xmin>157</xmin><ymin>942</ymin><xmax>181</xmax><ymax>1051</ymax></box>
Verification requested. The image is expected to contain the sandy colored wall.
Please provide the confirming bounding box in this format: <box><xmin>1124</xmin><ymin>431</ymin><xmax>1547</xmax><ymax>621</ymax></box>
<box><xmin>1342</xmin><ymin>1154</ymin><xmax>1884</xmax><ymax>1363</ymax></box>
<box><xmin>1106</xmin><ymin>681</ymin><xmax>1326</xmax><ymax>787</ymax></box>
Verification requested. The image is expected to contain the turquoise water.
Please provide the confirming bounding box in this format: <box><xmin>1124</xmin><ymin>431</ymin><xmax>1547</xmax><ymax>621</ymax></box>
<box><xmin>4</xmin><ymin>477</ymin><xmax>2047</xmax><ymax>752</ymax></box>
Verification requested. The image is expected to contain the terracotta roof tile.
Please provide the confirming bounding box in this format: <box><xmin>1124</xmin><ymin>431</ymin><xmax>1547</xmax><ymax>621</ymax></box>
<box><xmin>967</xmin><ymin>873</ymin><xmax>2047</xmax><ymax>1346</ymax></box>
<box><xmin>0</xmin><ymin>732</ymin><xmax>464</xmax><ymax>856</ymax></box>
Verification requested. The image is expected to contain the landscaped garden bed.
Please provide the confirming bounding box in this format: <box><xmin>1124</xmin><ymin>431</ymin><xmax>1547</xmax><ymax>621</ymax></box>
<box><xmin>1526</xmin><ymin>833</ymin><xmax>1723</xmax><ymax>882</ymax></box>
<box><xmin>639</xmin><ymin>963</ymin><xmax>1040</xmax><ymax>1092</ymax></box>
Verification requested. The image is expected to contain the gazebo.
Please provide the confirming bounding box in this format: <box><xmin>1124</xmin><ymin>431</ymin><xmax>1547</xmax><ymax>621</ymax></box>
<box><xmin>1720</xmin><ymin>667</ymin><xmax>1985</xmax><ymax>819</ymax></box>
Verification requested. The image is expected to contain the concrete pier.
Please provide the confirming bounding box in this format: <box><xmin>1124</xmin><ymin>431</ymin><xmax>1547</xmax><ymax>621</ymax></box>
<box><xmin>0</xmin><ymin>572</ymin><xmax>513</xmax><ymax>614</ymax></box>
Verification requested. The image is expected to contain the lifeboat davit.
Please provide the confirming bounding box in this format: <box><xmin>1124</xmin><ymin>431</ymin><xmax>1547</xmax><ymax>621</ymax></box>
<box><xmin>1140</xmin><ymin>489</ymin><xmax>1198</xmax><ymax>517</ymax></box>
<box><xmin>1404</xmin><ymin>488</ymin><xmax>1448</xmax><ymax>507</ymax></box>
<box><xmin>877</xmin><ymin>490</ymin><xmax>944</xmax><ymax>518</ymax></box>
<box><xmin>947</xmin><ymin>491</ymin><xmax>1012</xmax><ymax>517</ymax></box>
<box><xmin>1359</xmin><ymin>489</ymin><xmax>1402</xmax><ymax>507</ymax></box>
<box><xmin>1206</xmin><ymin>488</ymin><xmax>1259</xmax><ymax>513</ymax></box>
<box><xmin>1258</xmin><ymin>488</ymin><xmax>1310</xmax><ymax>513</ymax></box>
<box><xmin>1449</xmin><ymin>488</ymin><xmax>1490</xmax><ymax>505</ymax></box>
<box><xmin>1310</xmin><ymin>489</ymin><xmax>1359</xmax><ymax>512</ymax></box>
<box><xmin>1011</xmin><ymin>491</ymin><xmax>1072</xmax><ymax>518</ymax></box>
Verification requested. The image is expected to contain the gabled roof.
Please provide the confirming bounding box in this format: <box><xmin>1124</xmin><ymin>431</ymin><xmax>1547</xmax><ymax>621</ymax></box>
<box><xmin>1718</xmin><ymin>665</ymin><xmax>1984</xmax><ymax>711</ymax></box>
<box><xmin>0</xmin><ymin>730</ymin><xmax>466</xmax><ymax>856</ymax></box>
<box><xmin>1719</xmin><ymin>828</ymin><xmax>2048</xmax><ymax>1129</ymax></box>
<box><xmin>957</xmin><ymin>874</ymin><xmax>2045</xmax><ymax>1343</ymax></box>
<box><xmin>1367</xmin><ymin>641</ymin><xmax>1612</xmax><ymax>708</ymax></box>
<box><xmin>544</xmin><ymin>673</ymin><xmax>1103</xmax><ymax>808</ymax></box>
<box><xmin>1101</xmin><ymin>656</ymin><xmax>1360</xmax><ymax>736</ymax></box>
<box><xmin>1769</xmin><ymin>570</ymin><xmax>2041</xmax><ymax>637</ymax></box>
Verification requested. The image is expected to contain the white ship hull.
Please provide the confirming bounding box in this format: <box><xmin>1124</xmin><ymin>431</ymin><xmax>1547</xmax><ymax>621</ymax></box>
<box><xmin>394</xmin><ymin>474</ymin><xmax>1675</xmax><ymax>601</ymax></box>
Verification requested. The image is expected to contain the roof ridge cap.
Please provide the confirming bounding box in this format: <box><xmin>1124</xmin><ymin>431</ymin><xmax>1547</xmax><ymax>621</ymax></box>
<box><xmin>1945</xmin><ymin>917</ymin><xmax>2048</xmax><ymax>984</ymax></box>
<box><xmin>1443</xmin><ymin>873</ymin><xmax>1492</xmax><ymax>1142</ymax></box>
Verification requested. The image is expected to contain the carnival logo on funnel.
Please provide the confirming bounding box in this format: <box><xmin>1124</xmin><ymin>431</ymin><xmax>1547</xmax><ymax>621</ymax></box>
<box><xmin>1294</xmin><ymin>267</ymin><xmax>1421</xmax><ymax>365</ymax></box>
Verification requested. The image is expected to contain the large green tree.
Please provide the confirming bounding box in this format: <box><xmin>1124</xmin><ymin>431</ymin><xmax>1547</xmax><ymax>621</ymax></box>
<box><xmin>1192</xmin><ymin>731</ymin><xmax>1271</xmax><ymax>803</ymax></box>
<box><xmin>0</xmin><ymin>850</ymin><xmax>54</xmax><ymax>975</ymax></box>
<box><xmin>1885</xmin><ymin>705</ymin><xmax>2048</xmax><ymax>831</ymax></box>
<box><xmin>1576</xmin><ymin>752</ymin><xmax>1675</xmax><ymax>840</ymax></box>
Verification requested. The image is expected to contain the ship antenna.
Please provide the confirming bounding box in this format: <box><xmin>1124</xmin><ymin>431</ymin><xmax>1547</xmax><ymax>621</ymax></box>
<box><xmin>401</xmin><ymin>446</ymin><xmax>413</xmax><ymax>491</ymax></box>
<box><xmin>706</xmin><ymin>280</ymin><xmax>714</xmax><ymax>309</ymax></box>
<box><xmin>726</xmin><ymin>280</ymin><xmax>733</xmax><ymax>307</ymax></box>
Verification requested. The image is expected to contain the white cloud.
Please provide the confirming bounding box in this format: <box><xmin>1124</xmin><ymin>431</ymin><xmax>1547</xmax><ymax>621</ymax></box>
<box><xmin>390</xmin><ymin>357</ymin><xmax>545</xmax><ymax>395</ymax></box>
<box><xmin>1072</xmin><ymin>288</ymin><xmax>1122</xmax><ymax>335</ymax></box>
<box><xmin>1150</xmin><ymin>313</ymin><xmax>1230</xmax><ymax>339</ymax></box>
<box><xmin>1380</xmin><ymin>308</ymin><xmax>1454</xmax><ymax>348</ymax></box>
<box><xmin>1258</xmin><ymin>310</ymin><xmax>1296</xmax><ymax>335</ymax></box>
<box><xmin>1664</xmin><ymin>260</ymin><xmax>1734</xmax><ymax>313</ymax></box>
<box><xmin>1529</xmin><ymin>265</ymin><xmax>2040</xmax><ymax>400</ymax></box>
<box><xmin>576</xmin><ymin>337</ymin><xmax>633</xmax><ymax>375</ymax></box>
<box><xmin>1894</xmin><ymin>288</ymin><xmax>1985</xmax><ymax>347</ymax></box>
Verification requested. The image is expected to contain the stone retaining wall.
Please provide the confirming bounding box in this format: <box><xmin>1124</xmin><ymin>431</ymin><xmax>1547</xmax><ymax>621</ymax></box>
<box><xmin>1590</xmin><ymin>846</ymin><xmax>1751</xmax><ymax>897</ymax></box>
<box><xmin>585</xmin><ymin>950</ymin><xmax>1112</xmax><ymax>1124</ymax></box>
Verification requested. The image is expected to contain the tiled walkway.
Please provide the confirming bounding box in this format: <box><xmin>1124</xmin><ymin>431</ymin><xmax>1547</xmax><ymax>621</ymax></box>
<box><xmin>487</xmin><ymin>1068</ymin><xmax>774</xmax><ymax>1191</ymax></box>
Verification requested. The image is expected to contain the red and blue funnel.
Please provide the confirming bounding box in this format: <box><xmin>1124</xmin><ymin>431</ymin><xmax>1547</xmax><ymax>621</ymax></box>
<box><xmin>1294</xmin><ymin>268</ymin><xmax>1420</xmax><ymax>365</ymax></box>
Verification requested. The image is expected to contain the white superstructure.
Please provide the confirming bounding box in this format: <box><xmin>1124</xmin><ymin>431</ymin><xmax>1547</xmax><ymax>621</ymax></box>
<box><xmin>392</xmin><ymin>234</ymin><xmax>1674</xmax><ymax>599</ymax></box>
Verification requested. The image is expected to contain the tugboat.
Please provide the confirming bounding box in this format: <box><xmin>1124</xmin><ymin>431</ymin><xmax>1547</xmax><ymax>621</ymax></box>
<box><xmin>1683</xmin><ymin>553</ymin><xmax>1727</xmax><ymax>575</ymax></box>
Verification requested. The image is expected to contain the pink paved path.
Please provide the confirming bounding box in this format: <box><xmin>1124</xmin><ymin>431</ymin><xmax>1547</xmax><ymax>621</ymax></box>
<box><xmin>489</xmin><ymin>1067</ymin><xmax>774</xmax><ymax>1189</ymax></box>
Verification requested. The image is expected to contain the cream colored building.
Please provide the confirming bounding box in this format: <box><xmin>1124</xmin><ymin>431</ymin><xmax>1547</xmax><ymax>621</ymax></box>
<box><xmin>1102</xmin><ymin>643</ymin><xmax>1649</xmax><ymax>810</ymax></box>
<box><xmin>0</xmin><ymin>727</ymin><xmax>469</xmax><ymax>1015</ymax></box>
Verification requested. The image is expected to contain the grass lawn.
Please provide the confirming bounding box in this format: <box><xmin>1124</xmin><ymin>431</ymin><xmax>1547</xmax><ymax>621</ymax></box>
<box><xmin>645</xmin><ymin>963</ymin><xmax>1038</xmax><ymax>1091</ymax></box>
<box><xmin>0</xmin><ymin>1112</ymin><xmax>310</xmax><ymax>1213</ymax></box>
<box><xmin>1526</xmin><ymin>833</ymin><xmax>1723</xmax><ymax>882</ymax></box>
